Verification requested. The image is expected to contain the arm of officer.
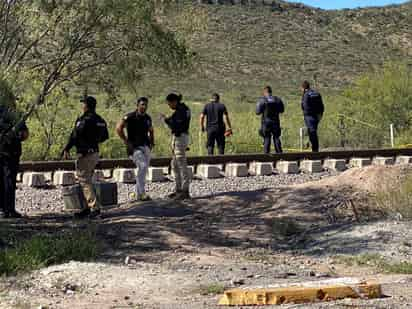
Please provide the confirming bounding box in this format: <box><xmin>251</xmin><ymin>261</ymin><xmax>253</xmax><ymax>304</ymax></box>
<box><xmin>256</xmin><ymin>98</ymin><xmax>265</xmax><ymax>115</ymax></box>
<box><xmin>200</xmin><ymin>113</ymin><xmax>206</xmax><ymax>132</ymax></box>
<box><xmin>223</xmin><ymin>106</ymin><xmax>232</xmax><ymax>130</ymax></box>
<box><xmin>147</xmin><ymin>117</ymin><xmax>154</xmax><ymax>149</ymax></box>
<box><xmin>116</xmin><ymin>118</ymin><xmax>128</xmax><ymax>145</ymax></box>
<box><xmin>20</xmin><ymin>123</ymin><xmax>29</xmax><ymax>141</ymax></box>
<box><xmin>200</xmin><ymin>104</ymin><xmax>207</xmax><ymax>132</ymax></box>
<box><xmin>301</xmin><ymin>93</ymin><xmax>309</xmax><ymax>112</ymax></box>
<box><xmin>278</xmin><ymin>99</ymin><xmax>285</xmax><ymax>114</ymax></box>
<box><xmin>63</xmin><ymin>129</ymin><xmax>76</xmax><ymax>159</ymax></box>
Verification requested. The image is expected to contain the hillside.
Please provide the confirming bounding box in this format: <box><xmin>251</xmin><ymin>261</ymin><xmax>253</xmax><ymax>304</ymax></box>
<box><xmin>141</xmin><ymin>0</ymin><xmax>412</xmax><ymax>100</ymax></box>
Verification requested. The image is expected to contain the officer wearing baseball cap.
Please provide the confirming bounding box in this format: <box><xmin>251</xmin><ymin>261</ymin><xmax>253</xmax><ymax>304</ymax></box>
<box><xmin>63</xmin><ymin>95</ymin><xmax>109</xmax><ymax>219</ymax></box>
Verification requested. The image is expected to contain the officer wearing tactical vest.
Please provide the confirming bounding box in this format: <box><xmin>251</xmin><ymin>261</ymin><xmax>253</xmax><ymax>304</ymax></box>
<box><xmin>63</xmin><ymin>96</ymin><xmax>109</xmax><ymax>219</ymax></box>
<box><xmin>0</xmin><ymin>97</ymin><xmax>29</xmax><ymax>219</ymax></box>
<box><xmin>116</xmin><ymin>97</ymin><xmax>154</xmax><ymax>202</ymax></box>
<box><xmin>301</xmin><ymin>81</ymin><xmax>324</xmax><ymax>152</ymax></box>
<box><xmin>256</xmin><ymin>86</ymin><xmax>285</xmax><ymax>154</ymax></box>
<box><xmin>160</xmin><ymin>93</ymin><xmax>191</xmax><ymax>200</ymax></box>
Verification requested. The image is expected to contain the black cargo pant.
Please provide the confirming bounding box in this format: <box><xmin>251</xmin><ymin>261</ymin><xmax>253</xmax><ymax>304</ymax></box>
<box><xmin>261</xmin><ymin>126</ymin><xmax>282</xmax><ymax>154</ymax></box>
<box><xmin>206</xmin><ymin>128</ymin><xmax>225</xmax><ymax>155</ymax></box>
<box><xmin>304</xmin><ymin>115</ymin><xmax>320</xmax><ymax>152</ymax></box>
<box><xmin>0</xmin><ymin>158</ymin><xmax>18</xmax><ymax>215</ymax></box>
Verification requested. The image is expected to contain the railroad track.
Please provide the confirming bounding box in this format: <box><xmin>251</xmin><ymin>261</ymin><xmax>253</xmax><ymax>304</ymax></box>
<box><xmin>19</xmin><ymin>148</ymin><xmax>412</xmax><ymax>172</ymax></box>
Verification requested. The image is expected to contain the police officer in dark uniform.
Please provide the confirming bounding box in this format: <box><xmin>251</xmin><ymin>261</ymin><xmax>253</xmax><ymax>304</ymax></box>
<box><xmin>301</xmin><ymin>81</ymin><xmax>324</xmax><ymax>152</ymax></box>
<box><xmin>200</xmin><ymin>93</ymin><xmax>232</xmax><ymax>155</ymax></box>
<box><xmin>0</xmin><ymin>105</ymin><xmax>29</xmax><ymax>218</ymax></box>
<box><xmin>63</xmin><ymin>96</ymin><xmax>109</xmax><ymax>219</ymax></box>
<box><xmin>160</xmin><ymin>93</ymin><xmax>191</xmax><ymax>200</ymax></box>
<box><xmin>256</xmin><ymin>86</ymin><xmax>285</xmax><ymax>154</ymax></box>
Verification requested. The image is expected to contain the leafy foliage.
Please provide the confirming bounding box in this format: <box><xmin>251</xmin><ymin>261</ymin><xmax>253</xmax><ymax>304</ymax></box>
<box><xmin>0</xmin><ymin>231</ymin><xmax>99</xmax><ymax>276</ymax></box>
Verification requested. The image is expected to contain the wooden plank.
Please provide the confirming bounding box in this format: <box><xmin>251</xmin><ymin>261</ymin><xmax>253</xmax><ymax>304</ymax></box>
<box><xmin>218</xmin><ymin>280</ymin><xmax>382</xmax><ymax>306</ymax></box>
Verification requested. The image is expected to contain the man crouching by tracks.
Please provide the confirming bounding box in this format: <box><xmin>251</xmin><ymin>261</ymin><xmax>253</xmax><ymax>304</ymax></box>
<box><xmin>160</xmin><ymin>93</ymin><xmax>191</xmax><ymax>200</ymax></box>
<box><xmin>116</xmin><ymin>97</ymin><xmax>154</xmax><ymax>202</ymax></box>
<box><xmin>62</xmin><ymin>96</ymin><xmax>109</xmax><ymax>219</ymax></box>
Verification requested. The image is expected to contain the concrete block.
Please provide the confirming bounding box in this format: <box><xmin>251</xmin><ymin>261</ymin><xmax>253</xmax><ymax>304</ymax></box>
<box><xmin>249</xmin><ymin>162</ymin><xmax>273</xmax><ymax>176</ymax></box>
<box><xmin>53</xmin><ymin>171</ymin><xmax>76</xmax><ymax>186</ymax></box>
<box><xmin>323</xmin><ymin>159</ymin><xmax>347</xmax><ymax>172</ymax></box>
<box><xmin>16</xmin><ymin>173</ymin><xmax>22</xmax><ymax>183</ymax></box>
<box><xmin>373</xmin><ymin>157</ymin><xmax>394</xmax><ymax>166</ymax></box>
<box><xmin>93</xmin><ymin>170</ymin><xmax>105</xmax><ymax>183</ymax></box>
<box><xmin>23</xmin><ymin>172</ymin><xmax>46</xmax><ymax>187</ymax></box>
<box><xmin>350</xmin><ymin>158</ymin><xmax>372</xmax><ymax>168</ymax></box>
<box><xmin>197</xmin><ymin>164</ymin><xmax>221</xmax><ymax>179</ymax></box>
<box><xmin>44</xmin><ymin>172</ymin><xmax>53</xmax><ymax>182</ymax></box>
<box><xmin>276</xmin><ymin>161</ymin><xmax>299</xmax><ymax>174</ymax></box>
<box><xmin>171</xmin><ymin>166</ymin><xmax>194</xmax><ymax>180</ymax></box>
<box><xmin>113</xmin><ymin>168</ymin><xmax>136</xmax><ymax>183</ymax></box>
<box><xmin>146</xmin><ymin>167</ymin><xmax>166</xmax><ymax>182</ymax></box>
<box><xmin>396</xmin><ymin>156</ymin><xmax>412</xmax><ymax>165</ymax></box>
<box><xmin>225</xmin><ymin>163</ymin><xmax>248</xmax><ymax>177</ymax></box>
<box><xmin>102</xmin><ymin>169</ymin><xmax>112</xmax><ymax>179</ymax></box>
<box><xmin>300</xmin><ymin>160</ymin><xmax>323</xmax><ymax>173</ymax></box>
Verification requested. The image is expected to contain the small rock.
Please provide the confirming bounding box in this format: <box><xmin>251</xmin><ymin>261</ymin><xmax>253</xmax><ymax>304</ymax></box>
<box><xmin>232</xmin><ymin>279</ymin><xmax>245</xmax><ymax>286</ymax></box>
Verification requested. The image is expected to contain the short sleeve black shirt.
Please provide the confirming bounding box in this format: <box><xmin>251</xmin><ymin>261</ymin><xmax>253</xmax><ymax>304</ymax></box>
<box><xmin>124</xmin><ymin>112</ymin><xmax>152</xmax><ymax>148</ymax></box>
<box><xmin>202</xmin><ymin>102</ymin><xmax>227</xmax><ymax>131</ymax></box>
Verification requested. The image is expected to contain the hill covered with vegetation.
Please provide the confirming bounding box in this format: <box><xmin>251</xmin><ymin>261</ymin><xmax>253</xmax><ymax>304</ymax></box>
<box><xmin>144</xmin><ymin>0</ymin><xmax>412</xmax><ymax>100</ymax></box>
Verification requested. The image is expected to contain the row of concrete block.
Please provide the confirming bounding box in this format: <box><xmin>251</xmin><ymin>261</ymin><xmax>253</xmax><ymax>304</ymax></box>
<box><xmin>19</xmin><ymin>156</ymin><xmax>412</xmax><ymax>188</ymax></box>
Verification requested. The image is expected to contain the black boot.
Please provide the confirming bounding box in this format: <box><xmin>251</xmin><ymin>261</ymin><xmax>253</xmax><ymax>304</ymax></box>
<box><xmin>6</xmin><ymin>211</ymin><xmax>23</xmax><ymax>219</ymax></box>
<box><xmin>89</xmin><ymin>208</ymin><xmax>101</xmax><ymax>219</ymax></box>
<box><xmin>175</xmin><ymin>190</ymin><xmax>191</xmax><ymax>200</ymax></box>
<box><xmin>74</xmin><ymin>208</ymin><xmax>91</xmax><ymax>219</ymax></box>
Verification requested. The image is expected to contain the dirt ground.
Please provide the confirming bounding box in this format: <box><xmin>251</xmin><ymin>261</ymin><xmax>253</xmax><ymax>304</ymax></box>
<box><xmin>1</xmin><ymin>166</ymin><xmax>412</xmax><ymax>309</ymax></box>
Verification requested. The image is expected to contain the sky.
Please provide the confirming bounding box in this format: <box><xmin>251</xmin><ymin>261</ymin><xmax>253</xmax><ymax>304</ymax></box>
<box><xmin>286</xmin><ymin>0</ymin><xmax>409</xmax><ymax>10</ymax></box>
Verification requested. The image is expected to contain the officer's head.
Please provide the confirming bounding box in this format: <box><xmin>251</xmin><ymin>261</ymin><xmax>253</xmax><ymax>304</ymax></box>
<box><xmin>166</xmin><ymin>92</ymin><xmax>182</xmax><ymax>110</ymax></box>
<box><xmin>136</xmin><ymin>97</ymin><xmax>148</xmax><ymax>114</ymax></box>
<box><xmin>80</xmin><ymin>96</ymin><xmax>97</xmax><ymax>113</ymax></box>
<box><xmin>301</xmin><ymin>81</ymin><xmax>310</xmax><ymax>93</ymax></box>
<box><xmin>211</xmin><ymin>93</ymin><xmax>220</xmax><ymax>103</ymax></box>
<box><xmin>263</xmin><ymin>86</ymin><xmax>272</xmax><ymax>97</ymax></box>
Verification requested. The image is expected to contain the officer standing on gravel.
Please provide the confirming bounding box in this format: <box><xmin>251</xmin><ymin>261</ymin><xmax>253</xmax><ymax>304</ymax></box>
<box><xmin>301</xmin><ymin>81</ymin><xmax>324</xmax><ymax>152</ymax></box>
<box><xmin>116</xmin><ymin>97</ymin><xmax>154</xmax><ymax>202</ymax></box>
<box><xmin>256</xmin><ymin>86</ymin><xmax>285</xmax><ymax>154</ymax></box>
<box><xmin>200</xmin><ymin>93</ymin><xmax>232</xmax><ymax>155</ymax></box>
<box><xmin>0</xmin><ymin>101</ymin><xmax>29</xmax><ymax>219</ymax></box>
<box><xmin>160</xmin><ymin>93</ymin><xmax>191</xmax><ymax>200</ymax></box>
<box><xmin>63</xmin><ymin>96</ymin><xmax>109</xmax><ymax>219</ymax></box>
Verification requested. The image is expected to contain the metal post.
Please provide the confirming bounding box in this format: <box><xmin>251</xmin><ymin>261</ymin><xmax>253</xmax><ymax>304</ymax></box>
<box><xmin>299</xmin><ymin>127</ymin><xmax>304</xmax><ymax>151</ymax></box>
<box><xmin>390</xmin><ymin>124</ymin><xmax>395</xmax><ymax>148</ymax></box>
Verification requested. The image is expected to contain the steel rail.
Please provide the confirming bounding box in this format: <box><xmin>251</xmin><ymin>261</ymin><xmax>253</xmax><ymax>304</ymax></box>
<box><xmin>18</xmin><ymin>148</ymin><xmax>412</xmax><ymax>172</ymax></box>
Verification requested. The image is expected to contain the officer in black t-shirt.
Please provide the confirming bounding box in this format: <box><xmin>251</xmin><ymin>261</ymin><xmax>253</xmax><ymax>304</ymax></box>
<box><xmin>116</xmin><ymin>97</ymin><xmax>154</xmax><ymax>202</ymax></box>
<box><xmin>200</xmin><ymin>93</ymin><xmax>232</xmax><ymax>155</ymax></box>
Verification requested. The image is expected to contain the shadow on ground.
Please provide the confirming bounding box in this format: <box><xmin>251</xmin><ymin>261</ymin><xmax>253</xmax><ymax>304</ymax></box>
<box><xmin>0</xmin><ymin>184</ymin><xmax>378</xmax><ymax>262</ymax></box>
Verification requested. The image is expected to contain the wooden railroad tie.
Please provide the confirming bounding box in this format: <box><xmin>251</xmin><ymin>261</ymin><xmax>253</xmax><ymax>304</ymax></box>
<box><xmin>218</xmin><ymin>279</ymin><xmax>382</xmax><ymax>306</ymax></box>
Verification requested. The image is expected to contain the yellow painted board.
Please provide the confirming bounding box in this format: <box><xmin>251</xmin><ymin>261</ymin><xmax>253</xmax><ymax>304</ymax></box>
<box><xmin>219</xmin><ymin>281</ymin><xmax>382</xmax><ymax>306</ymax></box>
